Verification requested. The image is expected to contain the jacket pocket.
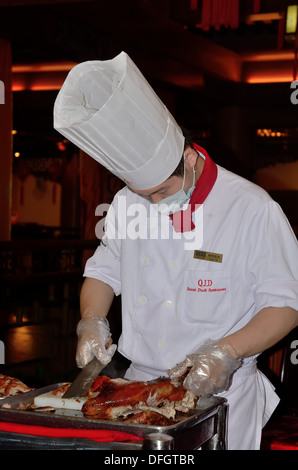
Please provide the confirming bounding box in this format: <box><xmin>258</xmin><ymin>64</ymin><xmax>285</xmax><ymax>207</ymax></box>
<box><xmin>181</xmin><ymin>269</ymin><xmax>231</xmax><ymax>324</ymax></box>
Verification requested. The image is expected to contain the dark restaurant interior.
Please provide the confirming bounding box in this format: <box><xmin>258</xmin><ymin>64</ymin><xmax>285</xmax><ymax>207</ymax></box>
<box><xmin>0</xmin><ymin>0</ymin><xmax>298</xmax><ymax>450</ymax></box>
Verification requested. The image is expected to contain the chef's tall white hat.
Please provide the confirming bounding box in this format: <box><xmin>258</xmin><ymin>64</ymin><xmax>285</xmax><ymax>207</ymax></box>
<box><xmin>54</xmin><ymin>51</ymin><xmax>184</xmax><ymax>190</ymax></box>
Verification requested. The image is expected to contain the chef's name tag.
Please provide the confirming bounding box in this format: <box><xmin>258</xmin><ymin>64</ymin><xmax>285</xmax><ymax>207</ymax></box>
<box><xmin>193</xmin><ymin>250</ymin><xmax>223</xmax><ymax>263</ymax></box>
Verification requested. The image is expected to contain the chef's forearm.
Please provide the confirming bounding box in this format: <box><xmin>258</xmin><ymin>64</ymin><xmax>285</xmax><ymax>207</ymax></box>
<box><xmin>80</xmin><ymin>277</ymin><xmax>114</xmax><ymax>320</ymax></box>
<box><xmin>220</xmin><ymin>306</ymin><xmax>298</xmax><ymax>359</ymax></box>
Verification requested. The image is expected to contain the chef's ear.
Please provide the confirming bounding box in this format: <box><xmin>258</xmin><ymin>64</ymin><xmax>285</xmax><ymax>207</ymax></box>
<box><xmin>184</xmin><ymin>147</ymin><xmax>198</xmax><ymax>168</ymax></box>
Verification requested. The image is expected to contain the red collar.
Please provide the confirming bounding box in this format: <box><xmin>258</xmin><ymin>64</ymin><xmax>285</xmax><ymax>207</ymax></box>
<box><xmin>170</xmin><ymin>144</ymin><xmax>218</xmax><ymax>232</ymax></box>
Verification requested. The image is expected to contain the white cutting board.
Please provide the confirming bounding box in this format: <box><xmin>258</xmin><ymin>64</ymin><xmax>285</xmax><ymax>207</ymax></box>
<box><xmin>34</xmin><ymin>389</ymin><xmax>88</xmax><ymax>410</ymax></box>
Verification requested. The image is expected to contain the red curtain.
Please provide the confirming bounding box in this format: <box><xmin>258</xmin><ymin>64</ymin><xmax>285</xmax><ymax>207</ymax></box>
<box><xmin>201</xmin><ymin>0</ymin><xmax>239</xmax><ymax>31</ymax></box>
<box><xmin>0</xmin><ymin>38</ymin><xmax>13</xmax><ymax>240</ymax></box>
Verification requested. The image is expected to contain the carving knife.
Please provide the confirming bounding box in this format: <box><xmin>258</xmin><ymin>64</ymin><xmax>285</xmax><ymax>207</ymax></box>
<box><xmin>62</xmin><ymin>357</ymin><xmax>107</xmax><ymax>398</ymax></box>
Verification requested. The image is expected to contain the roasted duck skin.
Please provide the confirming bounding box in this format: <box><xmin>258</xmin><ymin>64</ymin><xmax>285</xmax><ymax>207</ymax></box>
<box><xmin>82</xmin><ymin>375</ymin><xmax>197</xmax><ymax>420</ymax></box>
<box><xmin>0</xmin><ymin>374</ymin><xmax>34</xmax><ymax>397</ymax></box>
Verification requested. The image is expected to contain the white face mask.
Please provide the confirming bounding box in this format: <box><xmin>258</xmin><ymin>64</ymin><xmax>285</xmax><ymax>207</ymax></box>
<box><xmin>152</xmin><ymin>164</ymin><xmax>196</xmax><ymax>216</ymax></box>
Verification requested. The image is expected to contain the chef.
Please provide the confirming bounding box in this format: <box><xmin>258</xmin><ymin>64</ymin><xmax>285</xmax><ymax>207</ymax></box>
<box><xmin>54</xmin><ymin>52</ymin><xmax>298</xmax><ymax>450</ymax></box>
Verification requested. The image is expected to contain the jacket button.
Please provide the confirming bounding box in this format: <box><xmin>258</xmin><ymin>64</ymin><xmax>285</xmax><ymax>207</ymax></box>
<box><xmin>165</xmin><ymin>300</ymin><xmax>173</xmax><ymax>308</ymax></box>
<box><xmin>139</xmin><ymin>295</ymin><xmax>147</xmax><ymax>304</ymax></box>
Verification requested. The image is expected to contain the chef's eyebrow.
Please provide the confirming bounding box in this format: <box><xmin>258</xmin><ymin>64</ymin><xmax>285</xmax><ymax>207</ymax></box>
<box><xmin>145</xmin><ymin>187</ymin><xmax>168</xmax><ymax>197</ymax></box>
<box><xmin>130</xmin><ymin>185</ymin><xmax>169</xmax><ymax>198</ymax></box>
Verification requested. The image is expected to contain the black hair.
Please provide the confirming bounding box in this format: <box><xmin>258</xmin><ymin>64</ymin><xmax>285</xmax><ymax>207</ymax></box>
<box><xmin>170</xmin><ymin>125</ymin><xmax>193</xmax><ymax>177</ymax></box>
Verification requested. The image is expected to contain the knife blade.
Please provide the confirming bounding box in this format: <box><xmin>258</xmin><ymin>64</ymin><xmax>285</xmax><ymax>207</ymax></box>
<box><xmin>62</xmin><ymin>357</ymin><xmax>107</xmax><ymax>398</ymax></box>
<box><xmin>0</xmin><ymin>383</ymin><xmax>64</xmax><ymax>408</ymax></box>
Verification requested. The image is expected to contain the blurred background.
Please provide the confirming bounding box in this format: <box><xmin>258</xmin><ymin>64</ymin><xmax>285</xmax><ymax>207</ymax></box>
<box><xmin>0</xmin><ymin>3</ymin><xmax>297</xmax><ymax>441</ymax></box>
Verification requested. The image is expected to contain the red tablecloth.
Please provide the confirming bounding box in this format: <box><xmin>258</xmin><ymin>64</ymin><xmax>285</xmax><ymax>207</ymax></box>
<box><xmin>0</xmin><ymin>421</ymin><xmax>143</xmax><ymax>443</ymax></box>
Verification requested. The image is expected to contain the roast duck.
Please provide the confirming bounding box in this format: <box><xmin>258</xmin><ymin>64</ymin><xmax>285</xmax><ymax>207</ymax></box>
<box><xmin>82</xmin><ymin>374</ymin><xmax>198</xmax><ymax>424</ymax></box>
<box><xmin>0</xmin><ymin>374</ymin><xmax>34</xmax><ymax>397</ymax></box>
<box><xmin>0</xmin><ymin>373</ymin><xmax>197</xmax><ymax>425</ymax></box>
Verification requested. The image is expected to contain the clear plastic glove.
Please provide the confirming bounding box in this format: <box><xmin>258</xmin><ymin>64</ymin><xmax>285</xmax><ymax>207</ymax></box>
<box><xmin>169</xmin><ymin>340</ymin><xmax>242</xmax><ymax>397</ymax></box>
<box><xmin>75</xmin><ymin>316</ymin><xmax>117</xmax><ymax>368</ymax></box>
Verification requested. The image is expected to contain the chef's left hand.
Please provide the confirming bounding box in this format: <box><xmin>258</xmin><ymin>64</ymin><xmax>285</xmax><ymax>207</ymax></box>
<box><xmin>169</xmin><ymin>340</ymin><xmax>242</xmax><ymax>397</ymax></box>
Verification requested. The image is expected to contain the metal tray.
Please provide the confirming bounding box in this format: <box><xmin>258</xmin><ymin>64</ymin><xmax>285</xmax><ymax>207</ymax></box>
<box><xmin>0</xmin><ymin>384</ymin><xmax>227</xmax><ymax>450</ymax></box>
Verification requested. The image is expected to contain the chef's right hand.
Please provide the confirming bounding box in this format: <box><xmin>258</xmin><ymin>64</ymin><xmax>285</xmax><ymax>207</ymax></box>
<box><xmin>75</xmin><ymin>316</ymin><xmax>117</xmax><ymax>368</ymax></box>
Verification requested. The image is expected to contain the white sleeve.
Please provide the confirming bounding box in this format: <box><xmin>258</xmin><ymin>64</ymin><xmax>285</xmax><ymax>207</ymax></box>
<box><xmin>83</xmin><ymin>193</ymin><xmax>123</xmax><ymax>296</ymax></box>
<box><xmin>247</xmin><ymin>200</ymin><xmax>298</xmax><ymax>312</ymax></box>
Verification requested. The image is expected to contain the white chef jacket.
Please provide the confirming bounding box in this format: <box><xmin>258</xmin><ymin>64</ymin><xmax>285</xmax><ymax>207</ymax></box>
<box><xmin>84</xmin><ymin>162</ymin><xmax>298</xmax><ymax>450</ymax></box>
